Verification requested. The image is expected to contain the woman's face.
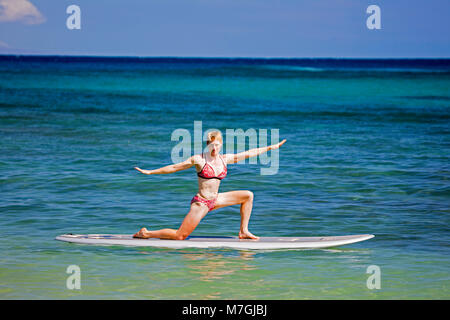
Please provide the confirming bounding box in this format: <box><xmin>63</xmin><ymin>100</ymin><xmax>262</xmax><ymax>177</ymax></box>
<box><xmin>208</xmin><ymin>141</ymin><xmax>222</xmax><ymax>155</ymax></box>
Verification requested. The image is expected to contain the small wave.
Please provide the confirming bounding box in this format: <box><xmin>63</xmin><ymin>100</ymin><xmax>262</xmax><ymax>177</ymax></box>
<box><xmin>259</xmin><ymin>65</ymin><xmax>325</xmax><ymax>72</ymax></box>
<box><xmin>399</xmin><ymin>95</ymin><xmax>450</xmax><ymax>101</ymax></box>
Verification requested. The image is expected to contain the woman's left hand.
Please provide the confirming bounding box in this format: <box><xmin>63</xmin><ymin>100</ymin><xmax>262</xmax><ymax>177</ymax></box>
<box><xmin>270</xmin><ymin>139</ymin><xmax>287</xmax><ymax>150</ymax></box>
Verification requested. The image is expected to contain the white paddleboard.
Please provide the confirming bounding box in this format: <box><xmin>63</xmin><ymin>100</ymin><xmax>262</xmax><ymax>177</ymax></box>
<box><xmin>55</xmin><ymin>234</ymin><xmax>374</xmax><ymax>250</ymax></box>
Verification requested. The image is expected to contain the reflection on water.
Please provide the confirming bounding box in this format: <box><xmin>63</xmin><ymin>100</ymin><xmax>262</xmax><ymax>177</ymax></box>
<box><xmin>134</xmin><ymin>248</ymin><xmax>257</xmax><ymax>282</ymax></box>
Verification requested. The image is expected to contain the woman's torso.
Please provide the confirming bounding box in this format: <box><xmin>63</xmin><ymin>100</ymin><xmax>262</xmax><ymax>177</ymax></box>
<box><xmin>195</xmin><ymin>153</ymin><xmax>227</xmax><ymax>199</ymax></box>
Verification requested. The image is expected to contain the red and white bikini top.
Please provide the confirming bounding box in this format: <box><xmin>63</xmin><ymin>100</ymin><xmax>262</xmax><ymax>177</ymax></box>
<box><xmin>197</xmin><ymin>152</ymin><xmax>227</xmax><ymax>180</ymax></box>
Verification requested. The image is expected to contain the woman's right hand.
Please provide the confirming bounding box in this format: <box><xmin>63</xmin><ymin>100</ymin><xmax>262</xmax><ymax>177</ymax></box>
<box><xmin>134</xmin><ymin>167</ymin><xmax>153</xmax><ymax>175</ymax></box>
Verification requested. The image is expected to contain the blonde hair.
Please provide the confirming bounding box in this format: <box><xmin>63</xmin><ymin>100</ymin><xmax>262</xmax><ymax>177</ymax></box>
<box><xmin>206</xmin><ymin>130</ymin><xmax>223</xmax><ymax>145</ymax></box>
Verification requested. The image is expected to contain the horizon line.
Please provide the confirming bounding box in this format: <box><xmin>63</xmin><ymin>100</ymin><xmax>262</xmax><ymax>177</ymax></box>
<box><xmin>0</xmin><ymin>54</ymin><xmax>449</xmax><ymax>60</ymax></box>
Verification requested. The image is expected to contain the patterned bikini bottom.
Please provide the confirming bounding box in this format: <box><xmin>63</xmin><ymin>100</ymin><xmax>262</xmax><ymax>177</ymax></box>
<box><xmin>190</xmin><ymin>194</ymin><xmax>217</xmax><ymax>211</ymax></box>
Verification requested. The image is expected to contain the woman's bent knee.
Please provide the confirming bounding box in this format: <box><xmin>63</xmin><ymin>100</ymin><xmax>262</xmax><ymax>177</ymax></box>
<box><xmin>174</xmin><ymin>231</ymin><xmax>189</xmax><ymax>240</ymax></box>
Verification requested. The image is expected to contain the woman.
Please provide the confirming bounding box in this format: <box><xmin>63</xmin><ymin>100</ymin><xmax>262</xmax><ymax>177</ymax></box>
<box><xmin>133</xmin><ymin>131</ymin><xmax>287</xmax><ymax>240</ymax></box>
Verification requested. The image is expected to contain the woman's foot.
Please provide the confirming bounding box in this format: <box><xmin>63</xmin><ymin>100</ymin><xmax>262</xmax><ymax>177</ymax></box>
<box><xmin>133</xmin><ymin>227</ymin><xmax>150</xmax><ymax>239</ymax></box>
<box><xmin>239</xmin><ymin>230</ymin><xmax>260</xmax><ymax>240</ymax></box>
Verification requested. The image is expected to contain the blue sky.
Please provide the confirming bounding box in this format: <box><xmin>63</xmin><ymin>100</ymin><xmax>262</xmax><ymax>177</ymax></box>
<box><xmin>0</xmin><ymin>0</ymin><xmax>449</xmax><ymax>58</ymax></box>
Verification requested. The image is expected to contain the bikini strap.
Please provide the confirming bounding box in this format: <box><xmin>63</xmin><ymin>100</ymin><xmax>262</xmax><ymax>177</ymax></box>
<box><xmin>220</xmin><ymin>154</ymin><xmax>226</xmax><ymax>167</ymax></box>
<box><xmin>197</xmin><ymin>152</ymin><xmax>206</xmax><ymax>175</ymax></box>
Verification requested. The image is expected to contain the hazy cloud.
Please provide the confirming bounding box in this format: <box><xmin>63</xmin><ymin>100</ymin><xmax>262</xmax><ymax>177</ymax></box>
<box><xmin>0</xmin><ymin>40</ymin><xmax>10</xmax><ymax>48</ymax></box>
<box><xmin>0</xmin><ymin>0</ymin><xmax>46</xmax><ymax>24</ymax></box>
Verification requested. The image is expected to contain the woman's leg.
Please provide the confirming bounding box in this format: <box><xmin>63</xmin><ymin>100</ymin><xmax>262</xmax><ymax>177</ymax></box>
<box><xmin>211</xmin><ymin>190</ymin><xmax>259</xmax><ymax>239</ymax></box>
<box><xmin>133</xmin><ymin>202</ymin><xmax>209</xmax><ymax>240</ymax></box>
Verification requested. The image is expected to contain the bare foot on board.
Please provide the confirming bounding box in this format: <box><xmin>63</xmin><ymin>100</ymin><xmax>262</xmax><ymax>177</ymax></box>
<box><xmin>133</xmin><ymin>227</ymin><xmax>150</xmax><ymax>239</ymax></box>
<box><xmin>239</xmin><ymin>230</ymin><xmax>260</xmax><ymax>240</ymax></box>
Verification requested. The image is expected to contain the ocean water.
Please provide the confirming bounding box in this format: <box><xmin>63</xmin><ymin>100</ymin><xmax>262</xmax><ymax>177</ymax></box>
<box><xmin>0</xmin><ymin>56</ymin><xmax>449</xmax><ymax>299</ymax></box>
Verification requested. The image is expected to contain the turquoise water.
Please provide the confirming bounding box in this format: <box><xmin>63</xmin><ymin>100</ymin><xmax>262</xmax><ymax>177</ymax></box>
<box><xmin>0</xmin><ymin>57</ymin><xmax>449</xmax><ymax>299</ymax></box>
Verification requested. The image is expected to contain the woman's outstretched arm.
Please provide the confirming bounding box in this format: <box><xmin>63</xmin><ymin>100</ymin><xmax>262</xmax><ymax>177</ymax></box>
<box><xmin>135</xmin><ymin>155</ymin><xmax>195</xmax><ymax>175</ymax></box>
<box><xmin>225</xmin><ymin>139</ymin><xmax>286</xmax><ymax>164</ymax></box>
